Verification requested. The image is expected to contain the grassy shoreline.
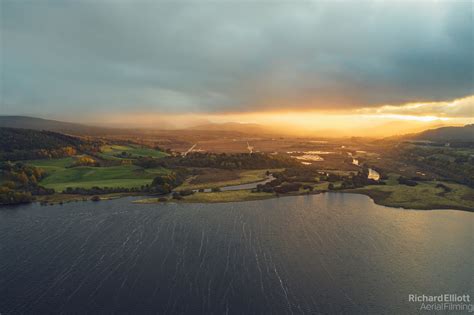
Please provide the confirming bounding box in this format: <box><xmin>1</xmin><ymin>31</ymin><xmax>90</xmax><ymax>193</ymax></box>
<box><xmin>7</xmin><ymin>187</ymin><xmax>472</xmax><ymax>212</ymax></box>
<box><xmin>347</xmin><ymin>190</ymin><xmax>474</xmax><ymax>212</ymax></box>
<box><xmin>133</xmin><ymin>189</ymin><xmax>474</xmax><ymax>211</ymax></box>
<box><xmin>348</xmin><ymin>179</ymin><xmax>474</xmax><ymax>212</ymax></box>
<box><xmin>134</xmin><ymin>190</ymin><xmax>276</xmax><ymax>204</ymax></box>
<box><xmin>34</xmin><ymin>192</ymin><xmax>142</xmax><ymax>205</ymax></box>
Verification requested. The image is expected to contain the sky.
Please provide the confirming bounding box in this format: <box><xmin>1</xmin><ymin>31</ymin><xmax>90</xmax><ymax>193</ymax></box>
<box><xmin>1</xmin><ymin>0</ymin><xmax>473</xmax><ymax>135</ymax></box>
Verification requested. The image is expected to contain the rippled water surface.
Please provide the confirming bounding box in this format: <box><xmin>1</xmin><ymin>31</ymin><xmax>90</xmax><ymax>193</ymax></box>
<box><xmin>0</xmin><ymin>193</ymin><xmax>472</xmax><ymax>314</ymax></box>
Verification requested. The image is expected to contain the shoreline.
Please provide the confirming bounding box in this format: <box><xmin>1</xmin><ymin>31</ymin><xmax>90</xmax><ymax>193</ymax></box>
<box><xmin>6</xmin><ymin>188</ymin><xmax>470</xmax><ymax>212</ymax></box>
<box><xmin>346</xmin><ymin>190</ymin><xmax>474</xmax><ymax>212</ymax></box>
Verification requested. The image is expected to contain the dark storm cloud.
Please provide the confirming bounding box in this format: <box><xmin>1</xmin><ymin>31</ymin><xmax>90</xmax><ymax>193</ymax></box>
<box><xmin>1</xmin><ymin>0</ymin><xmax>472</xmax><ymax>116</ymax></box>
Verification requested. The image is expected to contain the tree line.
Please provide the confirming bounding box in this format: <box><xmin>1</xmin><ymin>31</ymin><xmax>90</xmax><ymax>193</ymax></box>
<box><xmin>134</xmin><ymin>152</ymin><xmax>300</xmax><ymax>170</ymax></box>
<box><xmin>0</xmin><ymin>161</ymin><xmax>54</xmax><ymax>205</ymax></box>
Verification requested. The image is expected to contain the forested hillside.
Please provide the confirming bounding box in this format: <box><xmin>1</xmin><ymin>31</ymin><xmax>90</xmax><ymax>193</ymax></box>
<box><xmin>0</xmin><ymin>127</ymin><xmax>98</xmax><ymax>160</ymax></box>
<box><xmin>0</xmin><ymin>116</ymin><xmax>111</xmax><ymax>135</ymax></box>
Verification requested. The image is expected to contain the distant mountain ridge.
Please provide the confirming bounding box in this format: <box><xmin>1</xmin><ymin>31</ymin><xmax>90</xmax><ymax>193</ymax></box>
<box><xmin>1</xmin><ymin>116</ymin><xmax>472</xmax><ymax>140</ymax></box>
<box><xmin>409</xmin><ymin>124</ymin><xmax>473</xmax><ymax>142</ymax></box>
<box><xmin>0</xmin><ymin>116</ymin><xmax>108</xmax><ymax>135</ymax></box>
<box><xmin>0</xmin><ymin>116</ymin><xmax>278</xmax><ymax>137</ymax></box>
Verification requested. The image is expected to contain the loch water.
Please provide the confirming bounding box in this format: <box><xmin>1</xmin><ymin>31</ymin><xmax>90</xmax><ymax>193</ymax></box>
<box><xmin>0</xmin><ymin>193</ymin><xmax>472</xmax><ymax>314</ymax></box>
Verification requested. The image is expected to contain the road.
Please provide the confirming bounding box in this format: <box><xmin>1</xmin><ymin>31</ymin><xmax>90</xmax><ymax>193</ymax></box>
<box><xmin>247</xmin><ymin>141</ymin><xmax>253</xmax><ymax>154</ymax></box>
<box><xmin>183</xmin><ymin>143</ymin><xmax>197</xmax><ymax>156</ymax></box>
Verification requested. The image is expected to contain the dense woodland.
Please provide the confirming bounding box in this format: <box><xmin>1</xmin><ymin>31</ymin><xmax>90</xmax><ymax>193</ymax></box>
<box><xmin>0</xmin><ymin>127</ymin><xmax>101</xmax><ymax>160</ymax></box>
<box><xmin>159</xmin><ymin>152</ymin><xmax>300</xmax><ymax>169</ymax></box>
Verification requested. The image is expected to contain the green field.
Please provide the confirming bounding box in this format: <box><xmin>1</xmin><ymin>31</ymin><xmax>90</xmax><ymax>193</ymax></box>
<box><xmin>98</xmin><ymin>145</ymin><xmax>167</xmax><ymax>160</ymax></box>
<box><xmin>20</xmin><ymin>146</ymin><xmax>169</xmax><ymax>192</ymax></box>
<box><xmin>36</xmin><ymin>164</ymin><xmax>168</xmax><ymax>192</ymax></box>
<box><xmin>26</xmin><ymin>157</ymin><xmax>75</xmax><ymax>172</ymax></box>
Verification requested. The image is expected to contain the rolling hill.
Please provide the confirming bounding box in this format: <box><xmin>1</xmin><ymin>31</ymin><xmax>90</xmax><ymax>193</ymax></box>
<box><xmin>410</xmin><ymin>124</ymin><xmax>473</xmax><ymax>142</ymax></box>
<box><xmin>0</xmin><ymin>127</ymin><xmax>84</xmax><ymax>152</ymax></box>
<box><xmin>0</xmin><ymin>116</ymin><xmax>112</xmax><ymax>135</ymax></box>
<box><xmin>0</xmin><ymin>127</ymin><xmax>90</xmax><ymax>161</ymax></box>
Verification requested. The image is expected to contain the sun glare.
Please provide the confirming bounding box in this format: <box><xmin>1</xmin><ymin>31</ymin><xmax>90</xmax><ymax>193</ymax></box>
<box><xmin>364</xmin><ymin>114</ymin><xmax>450</xmax><ymax>122</ymax></box>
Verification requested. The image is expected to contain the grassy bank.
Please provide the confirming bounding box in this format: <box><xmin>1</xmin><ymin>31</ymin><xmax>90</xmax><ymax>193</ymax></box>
<box><xmin>36</xmin><ymin>192</ymin><xmax>142</xmax><ymax>205</ymax></box>
<box><xmin>350</xmin><ymin>180</ymin><xmax>474</xmax><ymax>211</ymax></box>
<box><xmin>134</xmin><ymin>189</ymin><xmax>274</xmax><ymax>204</ymax></box>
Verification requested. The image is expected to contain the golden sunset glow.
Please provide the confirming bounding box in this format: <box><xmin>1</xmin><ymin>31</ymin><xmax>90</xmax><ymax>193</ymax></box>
<box><xmin>362</xmin><ymin>115</ymin><xmax>450</xmax><ymax>122</ymax></box>
<box><xmin>87</xmin><ymin>95</ymin><xmax>473</xmax><ymax>137</ymax></box>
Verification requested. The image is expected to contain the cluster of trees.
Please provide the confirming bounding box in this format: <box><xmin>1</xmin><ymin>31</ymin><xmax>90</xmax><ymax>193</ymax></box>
<box><xmin>134</xmin><ymin>157</ymin><xmax>162</xmax><ymax>169</ymax></box>
<box><xmin>153</xmin><ymin>146</ymin><xmax>174</xmax><ymax>154</ymax></box>
<box><xmin>397</xmin><ymin>176</ymin><xmax>418</xmax><ymax>187</ymax></box>
<box><xmin>171</xmin><ymin>189</ymin><xmax>195</xmax><ymax>200</ymax></box>
<box><xmin>0</xmin><ymin>162</ymin><xmax>54</xmax><ymax>205</ymax></box>
<box><xmin>328</xmin><ymin>167</ymin><xmax>384</xmax><ymax>190</ymax></box>
<box><xmin>1</xmin><ymin>161</ymin><xmax>45</xmax><ymax>186</ymax></box>
<box><xmin>150</xmin><ymin>170</ymin><xmax>188</xmax><ymax>194</ymax></box>
<box><xmin>161</xmin><ymin>152</ymin><xmax>299</xmax><ymax>169</ymax></box>
<box><xmin>69</xmin><ymin>156</ymin><xmax>98</xmax><ymax>167</ymax></box>
<box><xmin>0</xmin><ymin>188</ymin><xmax>33</xmax><ymax>205</ymax></box>
<box><xmin>253</xmin><ymin>169</ymin><xmax>305</xmax><ymax>194</ymax></box>
<box><xmin>253</xmin><ymin>167</ymin><xmax>386</xmax><ymax>194</ymax></box>
<box><xmin>273</xmin><ymin>182</ymin><xmax>302</xmax><ymax>194</ymax></box>
<box><xmin>114</xmin><ymin>151</ymin><xmax>133</xmax><ymax>158</ymax></box>
<box><xmin>253</xmin><ymin>169</ymin><xmax>331</xmax><ymax>194</ymax></box>
<box><xmin>254</xmin><ymin>180</ymin><xmax>315</xmax><ymax>194</ymax></box>
<box><xmin>336</xmin><ymin>174</ymin><xmax>381</xmax><ymax>190</ymax></box>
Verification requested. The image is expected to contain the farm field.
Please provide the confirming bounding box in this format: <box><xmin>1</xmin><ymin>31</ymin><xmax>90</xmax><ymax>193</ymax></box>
<box><xmin>36</xmin><ymin>164</ymin><xmax>168</xmax><ymax>192</ymax></box>
<box><xmin>18</xmin><ymin>145</ymin><xmax>169</xmax><ymax>192</ymax></box>
<box><xmin>98</xmin><ymin>144</ymin><xmax>168</xmax><ymax>160</ymax></box>
<box><xmin>25</xmin><ymin>157</ymin><xmax>75</xmax><ymax>172</ymax></box>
